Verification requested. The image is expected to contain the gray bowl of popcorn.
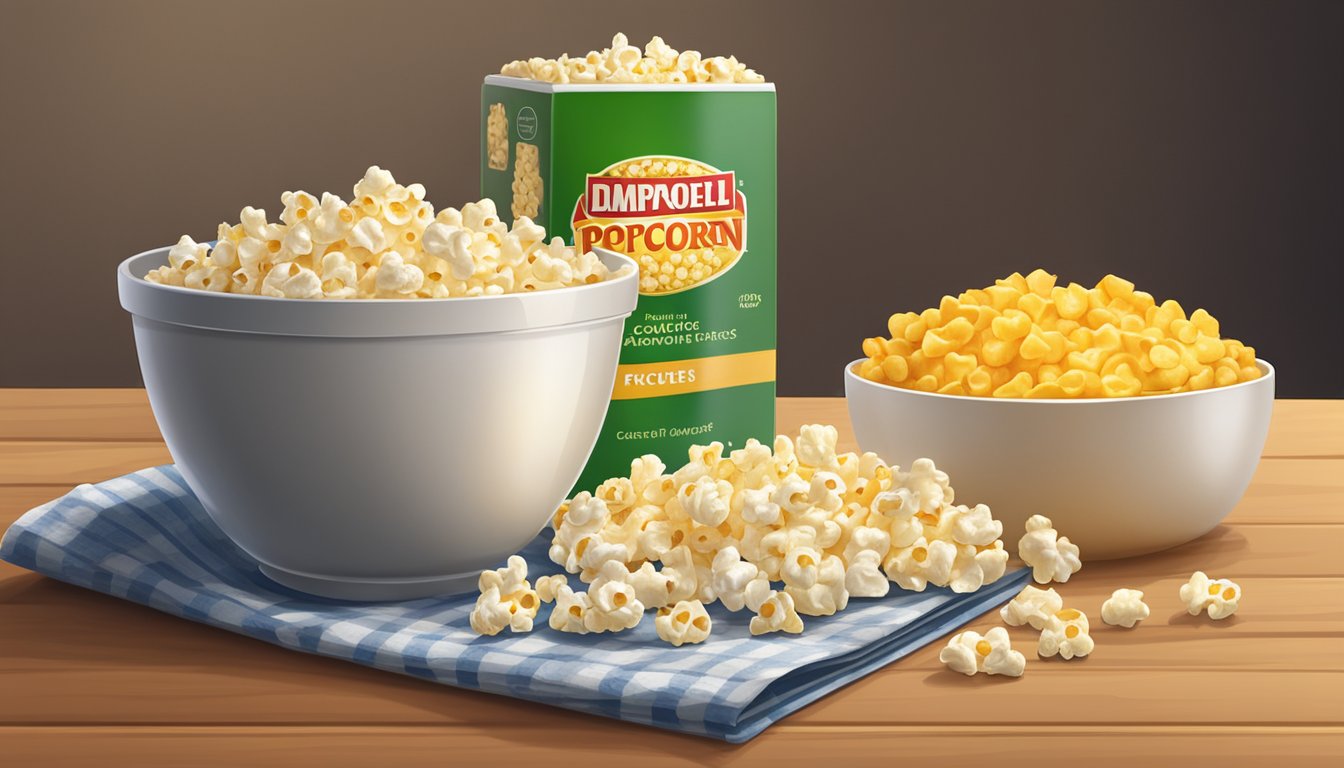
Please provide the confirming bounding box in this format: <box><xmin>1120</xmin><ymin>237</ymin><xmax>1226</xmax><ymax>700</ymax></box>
<box><xmin>844</xmin><ymin>270</ymin><xmax>1276</xmax><ymax>560</ymax></box>
<box><xmin>117</xmin><ymin>167</ymin><xmax>637</xmax><ymax>600</ymax></box>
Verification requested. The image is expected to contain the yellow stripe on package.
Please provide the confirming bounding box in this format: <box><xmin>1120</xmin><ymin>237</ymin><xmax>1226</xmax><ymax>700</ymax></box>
<box><xmin>481</xmin><ymin>34</ymin><xmax>776</xmax><ymax>493</ymax></box>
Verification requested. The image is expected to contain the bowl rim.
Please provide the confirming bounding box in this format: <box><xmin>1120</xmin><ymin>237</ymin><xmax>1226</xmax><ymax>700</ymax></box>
<box><xmin>845</xmin><ymin>357</ymin><xmax>1275</xmax><ymax>404</ymax></box>
<box><xmin>119</xmin><ymin>245</ymin><xmax>637</xmax><ymax>306</ymax></box>
<box><xmin>119</xmin><ymin>246</ymin><xmax>639</xmax><ymax>338</ymax></box>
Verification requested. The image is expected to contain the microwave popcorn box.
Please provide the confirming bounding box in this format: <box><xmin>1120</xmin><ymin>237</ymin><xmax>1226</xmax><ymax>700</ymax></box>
<box><xmin>481</xmin><ymin>76</ymin><xmax>777</xmax><ymax>494</ymax></box>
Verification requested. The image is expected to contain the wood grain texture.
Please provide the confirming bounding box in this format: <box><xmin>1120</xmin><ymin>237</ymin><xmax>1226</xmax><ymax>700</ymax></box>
<box><xmin>0</xmin><ymin>388</ymin><xmax>161</xmax><ymax>441</ymax></box>
<box><xmin>0</xmin><ymin>390</ymin><xmax>1340</xmax><ymax>765</ymax></box>
<box><xmin>0</xmin><ymin>441</ymin><xmax>174</xmax><ymax>485</ymax></box>
<box><xmin>3</xmin><ymin>726</ymin><xmax>1341</xmax><ymax>768</ymax></box>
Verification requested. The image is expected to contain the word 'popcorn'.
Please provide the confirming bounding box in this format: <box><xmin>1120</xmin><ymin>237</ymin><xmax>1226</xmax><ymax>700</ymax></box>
<box><xmin>500</xmin><ymin>33</ymin><xmax>764</xmax><ymax>85</ymax></box>
<box><xmin>1180</xmin><ymin>571</ymin><xmax>1241</xmax><ymax>620</ymax></box>
<box><xmin>859</xmin><ymin>269</ymin><xmax>1262</xmax><ymax>398</ymax></box>
<box><xmin>940</xmin><ymin>627</ymin><xmax>1026</xmax><ymax>677</ymax></box>
<box><xmin>146</xmin><ymin>166</ymin><xmax>628</xmax><ymax>299</ymax></box>
<box><xmin>470</xmin><ymin>426</ymin><xmax>1011</xmax><ymax>642</ymax></box>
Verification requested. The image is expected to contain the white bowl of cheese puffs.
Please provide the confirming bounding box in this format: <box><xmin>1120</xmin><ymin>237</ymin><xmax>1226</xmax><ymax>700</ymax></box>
<box><xmin>118</xmin><ymin>167</ymin><xmax>637</xmax><ymax>600</ymax></box>
<box><xmin>845</xmin><ymin>270</ymin><xmax>1275</xmax><ymax>559</ymax></box>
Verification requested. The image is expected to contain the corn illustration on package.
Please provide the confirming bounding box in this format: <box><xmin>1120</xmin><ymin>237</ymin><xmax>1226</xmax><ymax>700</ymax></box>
<box><xmin>481</xmin><ymin>39</ymin><xmax>776</xmax><ymax>495</ymax></box>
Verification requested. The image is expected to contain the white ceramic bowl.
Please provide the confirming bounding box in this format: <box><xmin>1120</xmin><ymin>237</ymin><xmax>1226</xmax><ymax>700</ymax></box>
<box><xmin>118</xmin><ymin>246</ymin><xmax>637</xmax><ymax>600</ymax></box>
<box><xmin>845</xmin><ymin>360</ymin><xmax>1275</xmax><ymax>559</ymax></box>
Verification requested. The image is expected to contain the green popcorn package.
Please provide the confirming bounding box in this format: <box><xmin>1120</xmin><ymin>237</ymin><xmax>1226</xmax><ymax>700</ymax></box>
<box><xmin>481</xmin><ymin>36</ymin><xmax>776</xmax><ymax>494</ymax></box>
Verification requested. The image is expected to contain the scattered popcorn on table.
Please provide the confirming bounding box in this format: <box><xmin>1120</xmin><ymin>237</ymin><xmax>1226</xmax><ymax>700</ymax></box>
<box><xmin>858</xmin><ymin>269</ymin><xmax>1262</xmax><ymax>397</ymax></box>
<box><xmin>471</xmin><ymin>425</ymin><xmax>1013</xmax><ymax>640</ymax></box>
<box><xmin>1018</xmin><ymin>515</ymin><xmax>1082</xmax><ymax>584</ymax></box>
<box><xmin>1038</xmin><ymin>609</ymin><xmax>1095</xmax><ymax>659</ymax></box>
<box><xmin>499</xmin><ymin>33</ymin><xmax>764</xmax><ymax>85</ymax></box>
<box><xmin>1101</xmin><ymin>588</ymin><xmax>1151</xmax><ymax>628</ymax></box>
<box><xmin>1180</xmin><ymin>571</ymin><xmax>1241</xmax><ymax>620</ymax></box>
<box><xmin>147</xmin><ymin>166</ymin><xmax>629</xmax><ymax>298</ymax></box>
<box><xmin>940</xmin><ymin>627</ymin><xmax>1026</xmax><ymax>677</ymax></box>
<box><xmin>655</xmin><ymin>600</ymin><xmax>713</xmax><ymax>646</ymax></box>
<box><xmin>469</xmin><ymin>555</ymin><xmax>539</xmax><ymax>636</ymax></box>
<box><xmin>1000</xmin><ymin>585</ymin><xmax>1065</xmax><ymax>629</ymax></box>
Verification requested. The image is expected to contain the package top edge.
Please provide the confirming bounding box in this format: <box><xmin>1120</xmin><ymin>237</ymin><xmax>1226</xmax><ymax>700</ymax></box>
<box><xmin>483</xmin><ymin>75</ymin><xmax>776</xmax><ymax>94</ymax></box>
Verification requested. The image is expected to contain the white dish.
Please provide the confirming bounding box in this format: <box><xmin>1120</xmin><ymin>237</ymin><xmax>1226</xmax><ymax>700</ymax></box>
<box><xmin>118</xmin><ymin>246</ymin><xmax>637</xmax><ymax>600</ymax></box>
<box><xmin>844</xmin><ymin>359</ymin><xmax>1275</xmax><ymax>559</ymax></box>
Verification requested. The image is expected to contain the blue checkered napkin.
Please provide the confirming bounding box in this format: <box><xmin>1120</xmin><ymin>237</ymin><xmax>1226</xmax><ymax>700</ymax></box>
<box><xmin>1</xmin><ymin>465</ymin><xmax>1029</xmax><ymax>742</ymax></box>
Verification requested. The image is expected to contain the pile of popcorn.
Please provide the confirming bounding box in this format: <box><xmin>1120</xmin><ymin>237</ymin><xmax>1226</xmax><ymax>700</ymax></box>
<box><xmin>470</xmin><ymin>425</ymin><xmax>1012</xmax><ymax>641</ymax></box>
<box><xmin>466</xmin><ymin>427</ymin><xmax>1246</xmax><ymax>671</ymax></box>
<box><xmin>500</xmin><ymin>33</ymin><xmax>764</xmax><ymax>85</ymax></box>
<box><xmin>941</xmin><ymin>514</ymin><xmax>1243</xmax><ymax>678</ymax></box>
<box><xmin>145</xmin><ymin>166</ymin><xmax>629</xmax><ymax>299</ymax></box>
<box><xmin>859</xmin><ymin>269</ymin><xmax>1262</xmax><ymax>398</ymax></box>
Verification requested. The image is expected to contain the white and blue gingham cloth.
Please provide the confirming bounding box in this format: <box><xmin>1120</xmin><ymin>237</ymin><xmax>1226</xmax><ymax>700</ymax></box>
<box><xmin>1</xmin><ymin>465</ymin><xmax>1028</xmax><ymax>742</ymax></box>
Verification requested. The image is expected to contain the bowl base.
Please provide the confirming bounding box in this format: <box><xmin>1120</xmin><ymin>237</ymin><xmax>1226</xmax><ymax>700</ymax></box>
<box><xmin>258</xmin><ymin>563</ymin><xmax>479</xmax><ymax>601</ymax></box>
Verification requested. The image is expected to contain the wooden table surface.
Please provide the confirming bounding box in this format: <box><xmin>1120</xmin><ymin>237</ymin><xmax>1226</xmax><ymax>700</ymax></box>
<box><xmin>2</xmin><ymin>390</ymin><xmax>1341</xmax><ymax>766</ymax></box>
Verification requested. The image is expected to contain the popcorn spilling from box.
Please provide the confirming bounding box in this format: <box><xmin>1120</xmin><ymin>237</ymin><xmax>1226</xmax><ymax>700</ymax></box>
<box><xmin>146</xmin><ymin>166</ymin><xmax>629</xmax><ymax>298</ymax></box>
<box><xmin>500</xmin><ymin>33</ymin><xmax>763</xmax><ymax>84</ymax></box>
<box><xmin>858</xmin><ymin>269</ymin><xmax>1262</xmax><ymax>397</ymax></box>
<box><xmin>470</xmin><ymin>425</ymin><xmax>1011</xmax><ymax>642</ymax></box>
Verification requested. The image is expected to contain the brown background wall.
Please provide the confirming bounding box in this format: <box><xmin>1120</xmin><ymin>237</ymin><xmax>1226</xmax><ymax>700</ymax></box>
<box><xmin>1</xmin><ymin>0</ymin><xmax>1340</xmax><ymax>396</ymax></box>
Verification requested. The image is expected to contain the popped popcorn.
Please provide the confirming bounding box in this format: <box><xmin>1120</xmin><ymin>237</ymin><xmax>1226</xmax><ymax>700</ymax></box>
<box><xmin>549</xmin><ymin>584</ymin><xmax>592</xmax><ymax>634</ymax></box>
<box><xmin>1000</xmin><ymin>585</ymin><xmax>1064</xmax><ymax>629</ymax></box>
<box><xmin>470</xmin><ymin>586</ymin><xmax>531</xmax><ymax>636</ymax></box>
<box><xmin>1018</xmin><ymin>515</ymin><xmax>1082</xmax><ymax>584</ymax></box>
<box><xmin>469</xmin><ymin>555</ymin><xmax>539</xmax><ymax>636</ymax></box>
<box><xmin>1180</xmin><ymin>571</ymin><xmax>1242</xmax><ymax>620</ymax></box>
<box><xmin>511</xmin><ymin>142</ymin><xmax>542</xmax><ymax>220</ymax></box>
<box><xmin>858</xmin><ymin>269</ymin><xmax>1262</xmax><ymax>397</ymax></box>
<box><xmin>940</xmin><ymin>627</ymin><xmax>1026</xmax><ymax>677</ymax></box>
<box><xmin>1101</xmin><ymin>588</ymin><xmax>1151</xmax><ymax>628</ymax></box>
<box><xmin>534</xmin><ymin>574</ymin><xmax>568</xmax><ymax>603</ymax></box>
<box><xmin>583</xmin><ymin>561</ymin><xmax>645</xmax><ymax>633</ymax></box>
<box><xmin>1038</xmin><ymin>608</ymin><xmax>1095</xmax><ymax>659</ymax></box>
<box><xmin>147</xmin><ymin>167</ymin><xmax>629</xmax><ymax>299</ymax></box>
<box><xmin>785</xmin><ymin>553</ymin><xmax>849</xmax><ymax>617</ymax></box>
<box><xmin>654</xmin><ymin>600</ymin><xmax>712</xmax><ymax>646</ymax></box>
<box><xmin>486</xmin><ymin>102</ymin><xmax>509</xmax><ymax>171</ymax></box>
<box><xmin>750</xmin><ymin>590</ymin><xmax>805</xmax><ymax>636</ymax></box>
<box><xmin>499</xmin><ymin>34</ymin><xmax>764</xmax><ymax>85</ymax></box>
<box><xmin>471</xmin><ymin>426</ymin><xmax>1016</xmax><ymax>641</ymax></box>
<box><xmin>710</xmin><ymin>547</ymin><xmax>770</xmax><ymax>612</ymax></box>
